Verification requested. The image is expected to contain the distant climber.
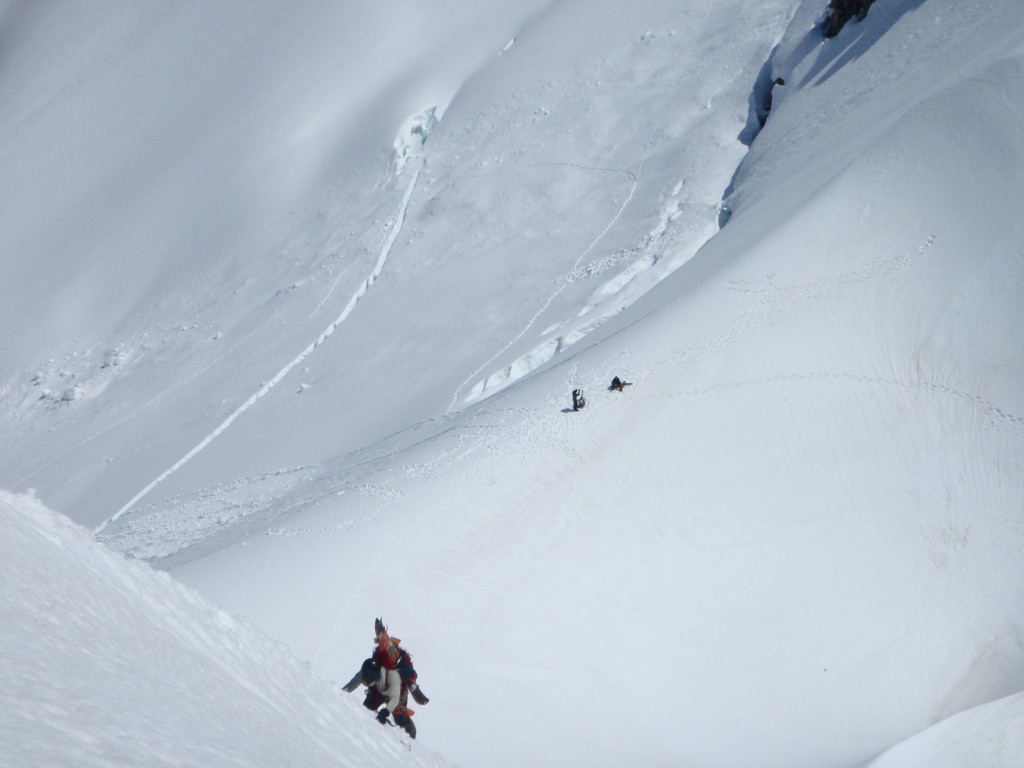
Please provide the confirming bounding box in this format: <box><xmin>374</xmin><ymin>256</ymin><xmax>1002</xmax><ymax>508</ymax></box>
<box><xmin>571</xmin><ymin>388</ymin><xmax>586</xmax><ymax>411</ymax></box>
<box><xmin>609</xmin><ymin>376</ymin><xmax>633</xmax><ymax>392</ymax></box>
<box><xmin>342</xmin><ymin>618</ymin><xmax>428</xmax><ymax>739</ymax></box>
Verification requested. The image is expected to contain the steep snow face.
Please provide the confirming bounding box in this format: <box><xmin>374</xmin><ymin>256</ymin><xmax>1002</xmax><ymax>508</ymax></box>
<box><xmin>3</xmin><ymin>0</ymin><xmax>1024</xmax><ymax>767</ymax></box>
<box><xmin>0</xmin><ymin>490</ymin><xmax>447</xmax><ymax>768</ymax></box>
<box><xmin>157</xmin><ymin>1</ymin><xmax>1023</xmax><ymax>766</ymax></box>
<box><xmin>0</xmin><ymin>0</ymin><xmax>553</xmax><ymax>525</ymax></box>
<box><xmin>0</xmin><ymin>0</ymin><xmax>799</xmax><ymax>532</ymax></box>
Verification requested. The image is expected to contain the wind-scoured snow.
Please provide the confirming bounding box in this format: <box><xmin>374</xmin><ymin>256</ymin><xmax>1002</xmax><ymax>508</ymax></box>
<box><xmin>1</xmin><ymin>0</ymin><xmax>1023</xmax><ymax>766</ymax></box>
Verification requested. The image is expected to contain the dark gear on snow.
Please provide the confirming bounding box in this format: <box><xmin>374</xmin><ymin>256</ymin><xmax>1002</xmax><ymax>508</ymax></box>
<box><xmin>572</xmin><ymin>388</ymin><xmax>586</xmax><ymax>410</ymax></box>
<box><xmin>360</xmin><ymin>658</ymin><xmax>382</xmax><ymax>686</ymax></box>
<box><xmin>409</xmin><ymin>681</ymin><xmax>429</xmax><ymax>705</ymax></box>
<box><xmin>363</xmin><ymin>686</ymin><xmax>386</xmax><ymax>711</ymax></box>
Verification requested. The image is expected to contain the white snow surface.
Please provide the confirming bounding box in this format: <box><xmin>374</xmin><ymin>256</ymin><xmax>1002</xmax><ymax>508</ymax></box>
<box><xmin>0</xmin><ymin>490</ymin><xmax>443</xmax><ymax>768</ymax></box>
<box><xmin>864</xmin><ymin>691</ymin><xmax>1024</xmax><ymax>768</ymax></box>
<box><xmin>2</xmin><ymin>0</ymin><xmax>1023</xmax><ymax>766</ymax></box>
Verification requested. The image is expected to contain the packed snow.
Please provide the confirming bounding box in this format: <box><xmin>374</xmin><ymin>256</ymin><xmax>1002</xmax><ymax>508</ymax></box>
<box><xmin>1</xmin><ymin>0</ymin><xmax>1022</xmax><ymax>766</ymax></box>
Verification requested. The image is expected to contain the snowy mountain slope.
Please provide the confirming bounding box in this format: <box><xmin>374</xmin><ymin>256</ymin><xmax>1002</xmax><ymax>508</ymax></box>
<box><xmin>0</xmin><ymin>0</ymin><xmax>555</xmax><ymax>526</ymax></box>
<box><xmin>0</xmin><ymin>0</ymin><xmax>805</xmax><ymax>548</ymax></box>
<box><xmin>2</xmin><ymin>0</ymin><xmax>1024</xmax><ymax>767</ymax></box>
<box><xmin>157</xmin><ymin>2</ymin><xmax>1024</xmax><ymax>766</ymax></box>
<box><xmin>863</xmin><ymin>691</ymin><xmax>1024</xmax><ymax>768</ymax></box>
<box><xmin>0</xmin><ymin>490</ymin><xmax>447</xmax><ymax>768</ymax></box>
